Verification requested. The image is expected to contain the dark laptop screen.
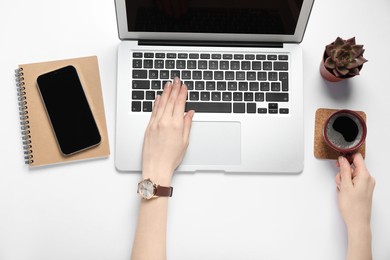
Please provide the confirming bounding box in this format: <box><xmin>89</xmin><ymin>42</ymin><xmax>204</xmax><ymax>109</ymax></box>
<box><xmin>125</xmin><ymin>0</ymin><xmax>303</xmax><ymax>35</ymax></box>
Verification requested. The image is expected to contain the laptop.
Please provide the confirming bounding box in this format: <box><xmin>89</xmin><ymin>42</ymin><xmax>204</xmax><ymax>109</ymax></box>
<box><xmin>115</xmin><ymin>0</ymin><xmax>314</xmax><ymax>173</ymax></box>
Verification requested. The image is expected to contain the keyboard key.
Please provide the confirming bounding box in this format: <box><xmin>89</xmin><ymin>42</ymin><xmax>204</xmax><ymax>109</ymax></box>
<box><xmin>203</xmin><ymin>71</ymin><xmax>213</xmax><ymax>80</ymax></box>
<box><xmin>132</xmin><ymin>101</ymin><xmax>141</xmax><ymax>111</ymax></box>
<box><xmin>195</xmin><ymin>81</ymin><xmax>205</xmax><ymax>90</ymax></box>
<box><xmin>189</xmin><ymin>53</ymin><xmax>199</xmax><ymax>59</ymax></box>
<box><xmin>250</xmin><ymin>82</ymin><xmax>259</xmax><ymax>91</ymax></box>
<box><xmin>143</xmin><ymin>101</ymin><xmax>153</xmax><ymax>112</ymax></box>
<box><xmin>176</xmin><ymin>60</ymin><xmax>186</xmax><ymax>69</ymax></box>
<box><xmin>263</xmin><ymin>62</ymin><xmax>272</xmax><ymax>70</ymax></box>
<box><xmin>258</xmin><ymin>108</ymin><xmax>267</xmax><ymax>113</ymax></box>
<box><xmin>260</xmin><ymin>82</ymin><xmax>270</xmax><ymax>91</ymax></box>
<box><xmin>132</xmin><ymin>80</ymin><xmax>149</xmax><ymax>89</ymax></box>
<box><xmin>234</xmin><ymin>54</ymin><xmax>244</xmax><ymax>60</ymax></box>
<box><xmin>133</xmin><ymin>52</ymin><xmax>142</xmax><ymax>58</ymax></box>
<box><xmin>233</xmin><ymin>92</ymin><xmax>243</xmax><ymax>101</ymax></box>
<box><xmin>144</xmin><ymin>53</ymin><xmax>154</xmax><ymax>58</ymax></box>
<box><xmin>201</xmin><ymin>92</ymin><xmax>210</xmax><ymax>101</ymax></box>
<box><xmin>271</xmin><ymin>82</ymin><xmax>281</xmax><ymax>91</ymax></box>
<box><xmin>160</xmin><ymin>70</ymin><xmax>169</xmax><ymax>79</ymax></box>
<box><xmin>274</xmin><ymin>62</ymin><xmax>289</xmax><ymax>71</ymax></box>
<box><xmin>133</xmin><ymin>70</ymin><xmax>147</xmax><ymax>79</ymax></box>
<box><xmin>144</xmin><ymin>60</ymin><xmax>153</xmax><ymax>68</ymax></box>
<box><xmin>182</xmin><ymin>70</ymin><xmax>191</xmax><ymax>79</ymax></box>
<box><xmin>231</xmin><ymin>61</ymin><xmax>240</xmax><ymax>70</ymax></box>
<box><xmin>269</xmin><ymin>103</ymin><xmax>278</xmax><ymax>109</ymax></box>
<box><xmin>245</xmin><ymin>54</ymin><xmax>255</xmax><ymax>60</ymax></box>
<box><xmin>167</xmin><ymin>53</ymin><xmax>177</xmax><ymax>58</ymax></box>
<box><xmin>252</xmin><ymin>61</ymin><xmax>261</xmax><ymax>70</ymax></box>
<box><xmin>266</xmin><ymin>93</ymin><xmax>289</xmax><ymax>102</ymax></box>
<box><xmin>228</xmin><ymin>82</ymin><xmax>237</xmax><ymax>91</ymax></box>
<box><xmin>222</xmin><ymin>92</ymin><xmax>232</xmax><ymax>101</ymax></box>
<box><xmin>280</xmin><ymin>108</ymin><xmax>289</xmax><ymax>114</ymax></box>
<box><xmin>149</xmin><ymin>70</ymin><xmax>158</xmax><ymax>79</ymax></box>
<box><xmin>185</xmin><ymin>81</ymin><xmax>194</xmax><ymax>90</ymax></box>
<box><xmin>198</xmin><ymin>60</ymin><xmax>207</xmax><ymax>69</ymax></box>
<box><xmin>156</xmin><ymin>53</ymin><xmax>165</xmax><ymax>58</ymax></box>
<box><xmin>239</xmin><ymin>82</ymin><xmax>248</xmax><ymax>91</ymax></box>
<box><xmin>233</xmin><ymin>103</ymin><xmax>245</xmax><ymax>113</ymax></box>
<box><xmin>193</xmin><ymin>71</ymin><xmax>202</xmax><ymax>80</ymax></box>
<box><xmin>256</xmin><ymin>54</ymin><xmax>266</xmax><ymax>60</ymax></box>
<box><xmin>166</xmin><ymin>60</ymin><xmax>175</xmax><ymax>69</ymax></box>
<box><xmin>269</xmin><ymin>109</ymin><xmax>278</xmax><ymax>114</ymax></box>
<box><xmin>267</xmin><ymin>55</ymin><xmax>277</xmax><ymax>60</ymax></box>
<box><xmin>151</xmin><ymin>81</ymin><xmax>161</xmax><ymax>89</ymax></box>
<box><xmin>258</xmin><ymin>72</ymin><xmax>267</xmax><ymax>81</ymax></box>
<box><xmin>223</xmin><ymin>54</ymin><xmax>233</xmax><ymax>59</ymax></box>
<box><xmin>236</xmin><ymin>71</ymin><xmax>245</xmax><ymax>80</ymax></box>
<box><xmin>187</xmin><ymin>60</ymin><xmax>197</xmax><ymax>69</ymax></box>
<box><xmin>217</xmin><ymin>81</ymin><xmax>226</xmax><ymax>90</ymax></box>
<box><xmin>255</xmin><ymin>92</ymin><xmax>264</xmax><ymax>101</ymax></box>
<box><xmin>247</xmin><ymin>72</ymin><xmax>256</xmax><ymax>81</ymax></box>
<box><xmin>132</xmin><ymin>91</ymin><xmax>144</xmax><ymax>100</ymax></box>
<box><xmin>214</xmin><ymin>71</ymin><xmax>223</xmax><ymax>80</ymax></box>
<box><xmin>200</xmin><ymin>54</ymin><xmax>210</xmax><ymax>59</ymax></box>
<box><xmin>268</xmin><ymin>72</ymin><xmax>278</xmax><ymax>81</ymax></box>
<box><xmin>206</xmin><ymin>81</ymin><xmax>216</xmax><ymax>90</ymax></box>
<box><xmin>225</xmin><ymin>71</ymin><xmax>234</xmax><ymax>80</ymax></box>
<box><xmin>171</xmin><ymin>70</ymin><xmax>180</xmax><ymax>79</ymax></box>
<box><xmin>278</xmin><ymin>55</ymin><xmax>289</xmax><ymax>60</ymax></box>
<box><xmin>244</xmin><ymin>92</ymin><xmax>253</xmax><ymax>101</ymax></box>
<box><xmin>189</xmin><ymin>91</ymin><xmax>199</xmax><ymax>100</ymax></box>
<box><xmin>212</xmin><ymin>54</ymin><xmax>222</xmax><ymax>59</ymax></box>
<box><xmin>178</xmin><ymin>53</ymin><xmax>188</xmax><ymax>59</ymax></box>
<box><xmin>133</xmin><ymin>59</ymin><xmax>142</xmax><ymax>68</ymax></box>
<box><xmin>209</xmin><ymin>60</ymin><xmax>218</xmax><ymax>70</ymax></box>
<box><xmin>241</xmin><ymin>61</ymin><xmax>251</xmax><ymax>70</ymax></box>
<box><xmin>220</xmin><ymin>61</ymin><xmax>229</xmax><ymax>70</ymax></box>
<box><xmin>146</xmin><ymin>91</ymin><xmax>155</xmax><ymax>100</ymax></box>
<box><xmin>247</xmin><ymin>103</ymin><xmax>256</xmax><ymax>113</ymax></box>
<box><xmin>154</xmin><ymin>60</ymin><xmax>164</xmax><ymax>69</ymax></box>
<box><xmin>185</xmin><ymin>102</ymin><xmax>232</xmax><ymax>113</ymax></box>
<box><xmin>279</xmin><ymin>72</ymin><xmax>289</xmax><ymax>91</ymax></box>
<box><xmin>212</xmin><ymin>92</ymin><xmax>221</xmax><ymax>101</ymax></box>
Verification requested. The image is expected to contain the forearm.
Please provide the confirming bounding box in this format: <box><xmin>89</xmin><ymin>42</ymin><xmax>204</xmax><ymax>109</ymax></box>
<box><xmin>346</xmin><ymin>224</ymin><xmax>372</xmax><ymax>260</ymax></box>
<box><xmin>131</xmin><ymin>198</ymin><xmax>169</xmax><ymax>260</ymax></box>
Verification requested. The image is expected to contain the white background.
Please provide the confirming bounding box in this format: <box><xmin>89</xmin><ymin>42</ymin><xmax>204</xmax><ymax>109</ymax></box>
<box><xmin>1</xmin><ymin>0</ymin><xmax>390</xmax><ymax>259</ymax></box>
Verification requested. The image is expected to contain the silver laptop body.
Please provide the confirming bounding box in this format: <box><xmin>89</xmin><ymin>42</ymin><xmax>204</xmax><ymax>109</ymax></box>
<box><xmin>115</xmin><ymin>0</ymin><xmax>314</xmax><ymax>173</ymax></box>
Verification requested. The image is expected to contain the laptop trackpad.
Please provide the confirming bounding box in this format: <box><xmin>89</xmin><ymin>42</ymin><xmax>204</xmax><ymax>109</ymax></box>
<box><xmin>181</xmin><ymin>121</ymin><xmax>241</xmax><ymax>166</ymax></box>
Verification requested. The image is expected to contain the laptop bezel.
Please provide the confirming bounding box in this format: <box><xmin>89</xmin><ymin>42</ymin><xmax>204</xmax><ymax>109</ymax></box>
<box><xmin>114</xmin><ymin>0</ymin><xmax>314</xmax><ymax>43</ymax></box>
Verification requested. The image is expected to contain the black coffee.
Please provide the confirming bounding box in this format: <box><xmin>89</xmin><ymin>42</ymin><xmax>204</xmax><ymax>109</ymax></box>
<box><xmin>325</xmin><ymin>113</ymin><xmax>363</xmax><ymax>149</ymax></box>
<box><xmin>333</xmin><ymin>116</ymin><xmax>358</xmax><ymax>142</ymax></box>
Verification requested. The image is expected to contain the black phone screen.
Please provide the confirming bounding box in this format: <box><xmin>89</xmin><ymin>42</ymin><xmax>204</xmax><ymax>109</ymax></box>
<box><xmin>36</xmin><ymin>65</ymin><xmax>101</xmax><ymax>156</ymax></box>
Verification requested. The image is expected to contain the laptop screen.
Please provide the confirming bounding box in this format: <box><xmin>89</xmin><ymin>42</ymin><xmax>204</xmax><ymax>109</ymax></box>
<box><xmin>125</xmin><ymin>0</ymin><xmax>303</xmax><ymax>35</ymax></box>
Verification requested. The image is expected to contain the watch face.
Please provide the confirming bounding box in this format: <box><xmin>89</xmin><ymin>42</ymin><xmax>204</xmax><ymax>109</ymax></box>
<box><xmin>138</xmin><ymin>179</ymin><xmax>155</xmax><ymax>199</ymax></box>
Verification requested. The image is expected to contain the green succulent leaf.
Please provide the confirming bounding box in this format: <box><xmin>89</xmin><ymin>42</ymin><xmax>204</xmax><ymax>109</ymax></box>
<box><xmin>336</xmin><ymin>66</ymin><xmax>350</xmax><ymax>76</ymax></box>
<box><xmin>324</xmin><ymin>57</ymin><xmax>336</xmax><ymax>69</ymax></box>
<box><xmin>346</xmin><ymin>37</ymin><xmax>356</xmax><ymax>45</ymax></box>
<box><xmin>334</xmin><ymin>37</ymin><xmax>345</xmax><ymax>48</ymax></box>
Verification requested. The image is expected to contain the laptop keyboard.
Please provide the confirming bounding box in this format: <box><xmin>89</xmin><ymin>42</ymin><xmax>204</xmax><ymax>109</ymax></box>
<box><xmin>131</xmin><ymin>51</ymin><xmax>290</xmax><ymax>114</ymax></box>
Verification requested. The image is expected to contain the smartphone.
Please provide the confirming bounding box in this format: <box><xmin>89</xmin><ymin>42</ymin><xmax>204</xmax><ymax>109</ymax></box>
<box><xmin>36</xmin><ymin>65</ymin><xmax>101</xmax><ymax>156</ymax></box>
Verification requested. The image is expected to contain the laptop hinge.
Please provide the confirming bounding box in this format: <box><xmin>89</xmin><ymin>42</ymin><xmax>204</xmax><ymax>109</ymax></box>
<box><xmin>138</xmin><ymin>40</ymin><xmax>283</xmax><ymax>48</ymax></box>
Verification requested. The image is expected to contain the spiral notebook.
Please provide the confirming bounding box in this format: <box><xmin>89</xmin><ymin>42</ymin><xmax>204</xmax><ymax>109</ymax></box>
<box><xmin>14</xmin><ymin>56</ymin><xmax>110</xmax><ymax>167</ymax></box>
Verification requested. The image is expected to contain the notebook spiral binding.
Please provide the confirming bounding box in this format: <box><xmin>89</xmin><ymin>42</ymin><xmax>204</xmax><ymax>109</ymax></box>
<box><xmin>15</xmin><ymin>68</ymin><xmax>34</xmax><ymax>164</ymax></box>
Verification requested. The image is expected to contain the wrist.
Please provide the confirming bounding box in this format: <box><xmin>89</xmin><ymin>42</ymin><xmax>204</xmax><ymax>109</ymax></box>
<box><xmin>347</xmin><ymin>222</ymin><xmax>372</xmax><ymax>237</ymax></box>
<box><xmin>142</xmin><ymin>170</ymin><xmax>173</xmax><ymax>186</ymax></box>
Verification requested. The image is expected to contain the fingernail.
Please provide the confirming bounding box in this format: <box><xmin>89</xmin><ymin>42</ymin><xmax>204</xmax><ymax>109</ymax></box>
<box><xmin>338</xmin><ymin>156</ymin><xmax>345</xmax><ymax>164</ymax></box>
<box><xmin>174</xmin><ymin>77</ymin><xmax>180</xmax><ymax>83</ymax></box>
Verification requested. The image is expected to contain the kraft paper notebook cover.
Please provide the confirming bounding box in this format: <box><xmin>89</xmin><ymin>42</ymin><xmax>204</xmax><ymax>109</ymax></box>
<box><xmin>15</xmin><ymin>56</ymin><xmax>110</xmax><ymax>167</ymax></box>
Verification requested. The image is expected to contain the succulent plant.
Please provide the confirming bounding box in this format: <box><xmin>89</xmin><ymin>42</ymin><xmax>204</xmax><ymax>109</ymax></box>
<box><xmin>324</xmin><ymin>37</ymin><xmax>368</xmax><ymax>78</ymax></box>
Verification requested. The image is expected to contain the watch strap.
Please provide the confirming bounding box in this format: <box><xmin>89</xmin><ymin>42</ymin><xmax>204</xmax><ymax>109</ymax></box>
<box><xmin>155</xmin><ymin>185</ymin><xmax>173</xmax><ymax>197</ymax></box>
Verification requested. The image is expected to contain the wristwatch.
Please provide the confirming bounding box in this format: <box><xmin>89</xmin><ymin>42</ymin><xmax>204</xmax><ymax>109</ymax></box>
<box><xmin>137</xmin><ymin>178</ymin><xmax>173</xmax><ymax>200</ymax></box>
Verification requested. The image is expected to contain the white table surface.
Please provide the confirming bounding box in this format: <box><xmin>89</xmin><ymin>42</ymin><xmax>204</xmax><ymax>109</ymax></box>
<box><xmin>1</xmin><ymin>0</ymin><xmax>390</xmax><ymax>259</ymax></box>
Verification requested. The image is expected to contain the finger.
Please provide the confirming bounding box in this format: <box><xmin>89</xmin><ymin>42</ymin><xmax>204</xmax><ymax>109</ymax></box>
<box><xmin>148</xmin><ymin>95</ymin><xmax>161</xmax><ymax>126</ymax></box>
<box><xmin>163</xmin><ymin>77</ymin><xmax>181</xmax><ymax>118</ymax></box>
<box><xmin>352</xmin><ymin>153</ymin><xmax>368</xmax><ymax>175</ymax></box>
<box><xmin>183</xmin><ymin>110</ymin><xmax>195</xmax><ymax>146</ymax></box>
<box><xmin>335</xmin><ymin>172</ymin><xmax>341</xmax><ymax>191</ymax></box>
<box><xmin>173</xmin><ymin>83</ymin><xmax>188</xmax><ymax>119</ymax></box>
<box><xmin>155</xmin><ymin>81</ymin><xmax>172</xmax><ymax>120</ymax></box>
<box><xmin>338</xmin><ymin>156</ymin><xmax>353</xmax><ymax>189</ymax></box>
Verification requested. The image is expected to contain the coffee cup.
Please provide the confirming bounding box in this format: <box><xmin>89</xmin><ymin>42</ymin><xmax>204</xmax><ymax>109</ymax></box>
<box><xmin>323</xmin><ymin>109</ymin><xmax>367</xmax><ymax>163</ymax></box>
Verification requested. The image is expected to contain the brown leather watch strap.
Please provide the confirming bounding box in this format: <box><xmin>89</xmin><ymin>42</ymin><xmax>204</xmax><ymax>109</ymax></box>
<box><xmin>155</xmin><ymin>185</ymin><xmax>173</xmax><ymax>197</ymax></box>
